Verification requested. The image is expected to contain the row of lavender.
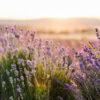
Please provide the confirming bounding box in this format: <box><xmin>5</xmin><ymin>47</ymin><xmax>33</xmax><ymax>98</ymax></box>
<box><xmin>0</xmin><ymin>26</ymin><xmax>100</xmax><ymax>100</ymax></box>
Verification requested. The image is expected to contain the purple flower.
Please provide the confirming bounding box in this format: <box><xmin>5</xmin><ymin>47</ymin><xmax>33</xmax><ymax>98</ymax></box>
<box><xmin>83</xmin><ymin>47</ymin><xmax>88</xmax><ymax>52</ymax></box>
<box><xmin>24</xmin><ymin>68</ymin><xmax>29</xmax><ymax>76</ymax></box>
<box><xmin>11</xmin><ymin>64</ymin><xmax>16</xmax><ymax>68</ymax></box>
<box><xmin>26</xmin><ymin>30</ymin><xmax>30</xmax><ymax>34</ymax></box>
<box><xmin>95</xmin><ymin>28</ymin><xmax>98</xmax><ymax>33</ymax></box>
<box><xmin>45</xmin><ymin>40</ymin><xmax>49</xmax><ymax>44</ymax></box>
<box><xmin>74</xmin><ymin>95</ymin><xmax>81</xmax><ymax>100</ymax></box>
<box><xmin>79</xmin><ymin>62</ymin><xmax>84</xmax><ymax>70</ymax></box>
<box><xmin>95</xmin><ymin>28</ymin><xmax>100</xmax><ymax>39</ymax></box>
<box><xmin>79</xmin><ymin>75</ymin><xmax>85</xmax><ymax>82</ymax></box>
<box><xmin>20</xmin><ymin>76</ymin><xmax>24</xmax><ymax>81</ymax></box>
<box><xmin>10</xmin><ymin>27</ymin><xmax>14</xmax><ymax>33</ymax></box>
<box><xmin>15</xmin><ymin>34</ymin><xmax>20</xmax><ymax>39</ymax></box>
<box><xmin>14</xmin><ymin>25</ymin><xmax>16</xmax><ymax>29</ymax></box>
<box><xmin>54</xmin><ymin>78</ymin><xmax>60</xmax><ymax>83</ymax></box>
<box><xmin>38</xmin><ymin>43</ymin><xmax>41</xmax><ymax>49</ymax></box>
<box><xmin>64</xmin><ymin>83</ymin><xmax>71</xmax><ymax>90</ymax></box>
<box><xmin>20</xmin><ymin>29</ymin><xmax>23</xmax><ymax>33</ymax></box>
<box><xmin>46</xmin><ymin>46</ymin><xmax>50</xmax><ymax>51</ymax></box>
<box><xmin>18</xmin><ymin>59</ymin><xmax>24</xmax><ymax>64</ymax></box>
<box><xmin>87</xmin><ymin>59</ymin><xmax>93</xmax><ymax>64</ymax></box>
<box><xmin>95</xmin><ymin>61</ymin><xmax>100</xmax><ymax>67</ymax></box>
<box><xmin>16</xmin><ymin>85</ymin><xmax>21</xmax><ymax>93</ymax></box>
<box><xmin>97</xmin><ymin>79</ymin><xmax>100</xmax><ymax>85</ymax></box>
<box><xmin>14</xmin><ymin>70</ymin><xmax>19</xmax><ymax>76</ymax></box>
<box><xmin>70</xmin><ymin>84</ymin><xmax>77</xmax><ymax>89</ymax></box>
<box><xmin>9</xmin><ymin>77</ymin><xmax>13</xmax><ymax>84</ymax></box>
<box><xmin>27</xmin><ymin>60</ymin><xmax>31</xmax><ymax>65</ymax></box>
<box><xmin>6</xmin><ymin>70</ymin><xmax>10</xmax><ymax>76</ymax></box>
<box><xmin>31</xmin><ymin>70</ymin><xmax>36</xmax><ymax>74</ymax></box>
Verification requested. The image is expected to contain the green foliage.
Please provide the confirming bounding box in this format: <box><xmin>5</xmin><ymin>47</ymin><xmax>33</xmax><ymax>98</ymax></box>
<box><xmin>49</xmin><ymin>70</ymin><xmax>75</xmax><ymax>100</ymax></box>
<box><xmin>0</xmin><ymin>50</ymin><xmax>74</xmax><ymax>100</ymax></box>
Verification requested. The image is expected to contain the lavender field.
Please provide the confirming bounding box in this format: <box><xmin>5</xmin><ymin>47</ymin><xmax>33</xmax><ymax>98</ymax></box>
<box><xmin>0</xmin><ymin>25</ymin><xmax>100</xmax><ymax>100</ymax></box>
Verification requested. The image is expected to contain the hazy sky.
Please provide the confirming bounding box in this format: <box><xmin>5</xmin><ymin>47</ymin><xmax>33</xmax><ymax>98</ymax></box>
<box><xmin>0</xmin><ymin>0</ymin><xmax>100</xmax><ymax>19</ymax></box>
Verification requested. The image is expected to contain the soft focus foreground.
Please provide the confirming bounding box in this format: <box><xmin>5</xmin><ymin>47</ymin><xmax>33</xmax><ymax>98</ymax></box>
<box><xmin>0</xmin><ymin>26</ymin><xmax>100</xmax><ymax>100</ymax></box>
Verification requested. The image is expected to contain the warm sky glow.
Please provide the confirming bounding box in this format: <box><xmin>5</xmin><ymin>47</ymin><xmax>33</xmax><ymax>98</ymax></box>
<box><xmin>0</xmin><ymin>0</ymin><xmax>100</xmax><ymax>19</ymax></box>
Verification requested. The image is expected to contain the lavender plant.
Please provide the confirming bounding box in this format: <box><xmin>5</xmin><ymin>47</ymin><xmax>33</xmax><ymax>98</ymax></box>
<box><xmin>0</xmin><ymin>25</ymin><xmax>100</xmax><ymax>100</ymax></box>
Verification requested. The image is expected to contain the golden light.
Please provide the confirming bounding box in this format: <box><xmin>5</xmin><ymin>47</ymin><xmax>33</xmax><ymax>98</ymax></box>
<box><xmin>0</xmin><ymin>0</ymin><xmax>100</xmax><ymax>19</ymax></box>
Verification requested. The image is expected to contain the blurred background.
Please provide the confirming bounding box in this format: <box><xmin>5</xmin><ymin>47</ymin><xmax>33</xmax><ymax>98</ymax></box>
<box><xmin>0</xmin><ymin>0</ymin><xmax>100</xmax><ymax>47</ymax></box>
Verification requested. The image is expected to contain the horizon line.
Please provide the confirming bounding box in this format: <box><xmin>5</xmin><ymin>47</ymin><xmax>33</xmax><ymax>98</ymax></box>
<box><xmin>0</xmin><ymin>16</ymin><xmax>100</xmax><ymax>20</ymax></box>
